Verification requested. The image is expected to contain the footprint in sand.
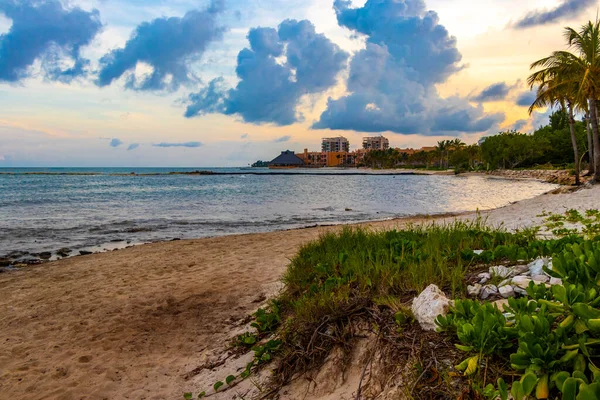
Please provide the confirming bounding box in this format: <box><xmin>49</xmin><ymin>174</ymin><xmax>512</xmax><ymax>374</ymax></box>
<box><xmin>78</xmin><ymin>355</ymin><xmax>92</xmax><ymax>363</ymax></box>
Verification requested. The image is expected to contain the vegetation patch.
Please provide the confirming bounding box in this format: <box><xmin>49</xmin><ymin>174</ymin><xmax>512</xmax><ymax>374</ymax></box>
<box><xmin>187</xmin><ymin>216</ymin><xmax>600</xmax><ymax>399</ymax></box>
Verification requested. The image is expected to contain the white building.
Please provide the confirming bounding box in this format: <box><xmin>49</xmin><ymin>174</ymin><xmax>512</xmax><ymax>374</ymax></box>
<box><xmin>321</xmin><ymin>136</ymin><xmax>350</xmax><ymax>153</ymax></box>
<box><xmin>362</xmin><ymin>136</ymin><xmax>390</xmax><ymax>151</ymax></box>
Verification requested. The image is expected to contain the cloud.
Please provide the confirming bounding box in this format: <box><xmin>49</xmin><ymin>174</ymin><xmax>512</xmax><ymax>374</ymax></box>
<box><xmin>184</xmin><ymin>77</ymin><xmax>227</xmax><ymax>117</ymax></box>
<box><xmin>0</xmin><ymin>0</ymin><xmax>102</xmax><ymax>83</ymax></box>
<box><xmin>472</xmin><ymin>82</ymin><xmax>511</xmax><ymax>102</ymax></box>
<box><xmin>97</xmin><ymin>0</ymin><xmax>226</xmax><ymax>91</ymax></box>
<box><xmin>109</xmin><ymin>138</ymin><xmax>123</xmax><ymax>147</ymax></box>
<box><xmin>312</xmin><ymin>0</ymin><xmax>504</xmax><ymax>136</ymax></box>
<box><xmin>153</xmin><ymin>142</ymin><xmax>203</xmax><ymax>148</ymax></box>
<box><xmin>514</xmin><ymin>0</ymin><xmax>595</xmax><ymax>29</ymax></box>
<box><xmin>185</xmin><ymin>19</ymin><xmax>349</xmax><ymax>125</ymax></box>
<box><xmin>516</xmin><ymin>90</ymin><xmax>537</xmax><ymax>107</ymax></box>
<box><xmin>512</xmin><ymin>119</ymin><xmax>528</xmax><ymax>131</ymax></box>
<box><xmin>273</xmin><ymin>135</ymin><xmax>291</xmax><ymax>143</ymax></box>
<box><xmin>241</xmin><ymin>133</ymin><xmax>249</xmax><ymax>139</ymax></box>
<box><xmin>127</xmin><ymin>143</ymin><xmax>140</xmax><ymax>151</ymax></box>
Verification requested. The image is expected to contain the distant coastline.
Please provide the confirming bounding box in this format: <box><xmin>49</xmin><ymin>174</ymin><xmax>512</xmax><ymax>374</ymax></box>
<box><xmin>0</xmin><ymin>168</ymin><xmax>439</xmax><ymax>177</ymax></box>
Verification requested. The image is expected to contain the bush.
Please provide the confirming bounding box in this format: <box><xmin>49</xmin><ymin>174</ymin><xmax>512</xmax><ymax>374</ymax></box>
<box><xmin>439</xmin><ymin>238</ymin><xmax>600</xmax><ymax>400</ymax></box>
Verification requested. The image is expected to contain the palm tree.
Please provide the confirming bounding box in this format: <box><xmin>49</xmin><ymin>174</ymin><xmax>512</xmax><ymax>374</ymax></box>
<box><xmin>528</xmin><ymin>20</ymin><xmax>600</xmax><ymax>183</ymax></box>
<box><xmin>529</xmin><ymin>21</ymin><xmax>600</xmax><ymax>182</ymax></box>
<box><xmin>564</xmin><ymin>21</ymin><xmax>600</xmax><ymax>182</ymax></box>
<box><xmin>528</xmin><ymin>57</ymin><xmax>582</xmax><ymax>185</ymax></box>
<box><xmin>585</xmin><ymin>110</ymin><xmax>595</xmax><ymax>176</ymax></box>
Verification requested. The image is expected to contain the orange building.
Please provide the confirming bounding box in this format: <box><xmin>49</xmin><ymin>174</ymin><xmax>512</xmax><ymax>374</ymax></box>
<box><xmin>297</xmin><ymin>149</ymin><xmax>366</xmax><ymax>167</ymax></box>
<box><xmin>396</xmin><ymin>146</ymin><xmax>436</xmax><ymax>155</ymax></box>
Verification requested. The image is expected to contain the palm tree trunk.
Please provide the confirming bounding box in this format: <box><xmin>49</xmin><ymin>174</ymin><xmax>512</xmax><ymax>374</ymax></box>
<box><xmin>591</xmin><ymin>99</ymin><xmax>600</xmax><ymax>183</ymax></box>
<box><xmin>568</xmin><ymin>104</ymin><xmax>580</xmax><ymax>185</ymax></box>
<box><xmin>586</xmin><ymin>112</ymin><xmax>595</xmax><ymax>176</ymax></box>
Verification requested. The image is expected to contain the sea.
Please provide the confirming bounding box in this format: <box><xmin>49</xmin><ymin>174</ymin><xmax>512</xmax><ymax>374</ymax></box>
<box><xmin>0</xmin><ymin>167</ymin><xmax>557</xmax><ymax>260</ymax></box>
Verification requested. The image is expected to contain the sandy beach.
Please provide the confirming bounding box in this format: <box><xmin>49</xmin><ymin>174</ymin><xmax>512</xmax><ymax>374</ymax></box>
<box><xmin>1</xmin><ymin>184</ymin><xmax>599</xmax><ymax>400</ymax></box>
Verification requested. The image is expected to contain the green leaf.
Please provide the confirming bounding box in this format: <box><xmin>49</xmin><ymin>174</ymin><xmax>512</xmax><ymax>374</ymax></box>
<box><xmin>498</xmin><ymin>378</ymin><xmax>509</xmax><ymax>400</ymax></box>
<box><xmin>214</xmin><ymin>381</ymin><xmax>224</xmax><ymax>392</ymax></box>
<box><xmin>562</xmin><ymin>378</ymin><xmax>579</xmax><ymax>400</ymax></box>
<box><xmin>552</xmin><ymin>371</ymin><xmax>571</xmax><ymax>392</ymax></box>
<box><xmin>454</xmin><ymin>344</ymin><xmax>474</xmax><ymax>352</ymax></box>
<box><xmin>511</xmin><ymin>382</ymin><xmax>525</xmax><ymax>400</ymax></box>
<box><xmin>243</xmin><ymin>336</ymin><xmax>257</xmax><ymax>345</ymax></box>
<box><xmin>226</xmin><ymin>375</ymin><xmax>236</xmax><ymax>385</ymax></box>
<box><xmin>198</xmin><ymin>392</ymin><xmax>206</xmax><ymax>399</ymax></box>
<box><xmin>560</xmin><ymin>349</ymin><xmax>580</xmax><ymax>364</ymax></box>
<box><xmin>184</xmin><ymin>393</ymin><xmax>193</xmax><ymax>400</ymax></box>
<box><xmin>521</xmin><ymin>373</ymin><xmax>539</xmax><ymax>396</ymax></box>
<box><xmin>577</xmin><ymin>383</ymin><xmax>600</xmax><ymax>400</ymax></box>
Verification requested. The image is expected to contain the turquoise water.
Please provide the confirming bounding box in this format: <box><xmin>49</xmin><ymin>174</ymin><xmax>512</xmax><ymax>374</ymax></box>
<box><xmin>0</xmin><ymin>168</ymin><xmax>555</xmax><ymax>259</ymax></box>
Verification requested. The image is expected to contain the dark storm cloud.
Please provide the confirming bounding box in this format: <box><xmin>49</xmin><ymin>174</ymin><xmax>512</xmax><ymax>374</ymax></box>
<box><xmin>0</xmin><ymin>0</ymin><xmax>102</xmax><ymax>83</ymax></box>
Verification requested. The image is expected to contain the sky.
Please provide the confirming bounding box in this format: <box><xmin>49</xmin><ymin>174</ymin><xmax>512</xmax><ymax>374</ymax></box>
<box><xmin>0</xmin><ymin>0</ymin><xmax>598</xmax><ymax>167</ymax></box>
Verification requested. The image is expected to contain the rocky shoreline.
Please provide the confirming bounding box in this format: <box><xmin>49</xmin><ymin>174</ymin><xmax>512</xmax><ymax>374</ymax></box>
<box><xmin>0</xmin><ymin>242</ymin><xmax>137</xmax><ymax>272</ymax></box>
<box><xmin>484</xmin><ymin>168</ymin><xmax>587</xmax><ymax>185</ymax></box>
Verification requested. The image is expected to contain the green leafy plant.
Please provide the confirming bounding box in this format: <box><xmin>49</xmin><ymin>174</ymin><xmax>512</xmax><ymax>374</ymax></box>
<box><xmin>252</xmin><ymin>301</ymin><xmax>282</xmax><ymax>333</ymax></box>
<box><xmin>437</xmin><ymin>300</ymin><xmax>516</xmax><ymax>375</ymax></box>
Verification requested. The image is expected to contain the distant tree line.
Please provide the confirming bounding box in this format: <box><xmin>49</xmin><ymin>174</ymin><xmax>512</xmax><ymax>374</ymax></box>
<box><xmin>359</xmin><ymin>109</ymin><xmax>591</xmax><ymax>173</ymax></box>
<box><xmin>480</xmin><ymin>110</ymin><xmax>588</xmax><ymax>170</ymax></box>
<box><xmin>251</xmin><ymin>160</ymin><xmax>270</xmax><ymax>167</ymax></box>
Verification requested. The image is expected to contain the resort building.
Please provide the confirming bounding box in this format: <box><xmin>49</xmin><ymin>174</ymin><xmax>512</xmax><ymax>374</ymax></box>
<box><xmin>321</xmin><ymin>137</ymin><xmax>350</xmax><ymax>153</ymax></box>
<box><xmin>396</xmin><ymin>146</ymin><xmax>437</xmax><ymax>155</ymax></box>
<box><xmin>298</xmin><ymin>149</ymin><xmax>366</xmax><ymax>168</ymax></box>
<box><xmin>269</xmin><ymin>150</ymin><xmax>305</xmax><ymax>169</ymax></box>
<box><xmin>362</xmin><ymin>136</ymin><xmax>390</xmax><ymax>151</ymax></box>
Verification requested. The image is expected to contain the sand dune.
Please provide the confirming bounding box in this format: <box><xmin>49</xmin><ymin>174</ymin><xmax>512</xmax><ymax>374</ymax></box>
<box><xmin>0</xmin><ymin>185</ymin><xmax>598</xmax><ymax>400</ymax></box>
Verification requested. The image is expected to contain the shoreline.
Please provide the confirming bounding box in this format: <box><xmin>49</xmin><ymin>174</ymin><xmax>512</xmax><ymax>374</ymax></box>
<box><xmin>0</xmin><ymin>170</ymin><xmax>562</xmax><ymax>268</ymax></box>
<box><xmin>0</xmin><ymin>211</ymin><xmax>474</xmax><ymax>270</ymax></box>
<box><xmin>0</xmin><ymin>184</ymin><xmax>598</xmax><ymax>399</ymax></box>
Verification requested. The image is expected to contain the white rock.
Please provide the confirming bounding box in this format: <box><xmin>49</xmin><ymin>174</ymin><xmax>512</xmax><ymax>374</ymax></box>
<box><xmin>498</xmin><ymin>278</ymin><xmax>511</xmax><ymax>287</ymax></box>
<box><xmin>511</xmin><ymin>276</ymin><xmax>533</xmax><ymax>289</ymax></box>
<box><xmin>549</xmin><ymin>277</ymin><xmax>563</xmax><ymax>286</ymax></box>
<box><xmin>528</xmin><ymin>257</ymin><xmax>552</xmax><ymax>276</ymax></box>
<box><xmin>473</xmin><ymin>250</ymin><xmax>484</xmax><ymax>255</ymax></box>
<box><xmin>412</xmin><ymin>284</ymin><xmax>453</xmax><ymax>331</ymax></box>
<box><xmin>490</xmin><ymin>266</ymin><xmax>512</xmax><ymax>279</ymax></box>
<box><xmin>528</xmin><ymin>258</ymin><xmax>544</xmax><ymax>276</ymax></box>
<box><xmin>499</xmin><ymin>285</ymin><xmax>515</xmax><ymax>298</ymax></box>
<box><xmin>493</xmin><ymin>299</ymin><xmax>510</xmax><ymax>311</ymax></box>
<box><xmin>514</xmin><ymin>286</ymin><xmax>528</xmax><ymax>296</ymax></box>
<box><xmin>481</xmin><ymin>285</ymin><xmax>498</xmax><ymax>300</ymax></box>
<box><xmin>510</xmin><ymin>265</ymin><xmax>530</xmax><ymax>276</ymax></box>
<box><xmin>468</xmin><ymin>284</ymin><xmax>482</xmax><ymax>297</ymax></box>
<box><xmin>532</xmin><ymin>275</ymin><xmax>550</xmax><ymax>283</ymax></box>
<box><xmin>478</xmin><ymin>272</ymin><xmax>491</xmax><ymax>284</ymax></box>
